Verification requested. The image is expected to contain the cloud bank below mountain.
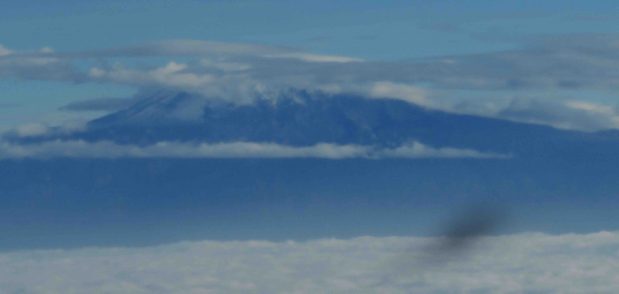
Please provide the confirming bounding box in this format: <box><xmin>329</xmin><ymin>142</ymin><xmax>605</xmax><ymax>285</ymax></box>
<box><xmin>0</xmin><ymin>231</ymin><xmax>616</xmax><ymax>293</ymax></box>
<box><xmin>0</xmin><ymin>140</ymin><xmax>509</xmax><ymax>160</ymax></box>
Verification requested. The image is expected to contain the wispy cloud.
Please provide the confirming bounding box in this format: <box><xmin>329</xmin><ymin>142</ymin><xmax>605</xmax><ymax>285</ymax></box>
<box><xmin>59</xmin><ymin>97</ymin><xmax>135</xmax><ymax>112</ymax></box>
<box><xmin>4</xmin><ymin>36</ymin><xmax>619</xmax><ymax>130</ymax></box>
<box><xmin>0</xmin><ymin>231</ymin><xmax>616</xmax><ymax>293</ymax></box>
<box><xmin>0</xmin><ymin>44</ymin><xmax>11</xmax><ymax>56</ymax></box>
<box><xmin>498</xmin><ymin>98</ymin><xmax>619</xmax><ymax>131</ymax></box>
<box><xmin>0</xmin><ymin>46</ymin><xmax>81</xmax><ymax>82</ymax></box>
<box><xmin>0</xmin><ymin>140</ymin><xmax>509</xmax><ymax>160</ymax></box>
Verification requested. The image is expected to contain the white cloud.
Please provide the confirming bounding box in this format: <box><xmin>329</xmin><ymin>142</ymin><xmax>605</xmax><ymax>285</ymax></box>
<box><xmin>72</xmin><ymin>39</ymin><xmax>362</xmax><ymax>64</ymax></box>
<box><xmin>566</xmin><ymin>100</ymin><xmax>618</xmax><ymax>117</ymax></box>
<box><xmin>8</xmin><ymin>121</ymin><xmax>87</xmax><ymax>139</ymax></box>
<box><xmin>377</xmin><ymin>142</ymin><xmax>509</xmax><ymax>159</ymax></box>
<box><xmin>90</xmin><ymin>62</ymin><xmax>215</xmax><ymax>89</ymax></box>
<box><xmin>368</xmin><ymin>81</ymin><xmax>430</xmax><ymax>106</ymax></box>
<box><xmin>0</xmin><ymin>44</ymin><xmax>11</xmax><ymax>56</ymax></box>
<box><xmin>114</xmin><ymin>39</ymin><xmax>288</xmax><ymax>58</ymax></box>
<box><xmin>76</xmin><ymin>39</ymin><xmax>619</xmax><ymax>131</ymax></box>
<box><xmin>88</xmin><ymin>62</ymin><xmax>263</xmax><ymax>102</ymax></box>
<box><xmin>6</xmin><ymin>37</ymin><xmax>619</xmax><ymax>131</ymax></box>
<box><xmin>498</xmin><ymin>98</ymin><xmax>619</xmax><ymax>131</ymax></box>
<box><xmin>0</xmin><ymin>140</ymin><xmax>508</xmax><ymax>160</ymax></box>
<box><xmin>0</xmin><ymin>50</ymin><xmax>78</xmax><ymax>81</ymax></box>
<box><xmin>199</xmin><ymin>58</ymin><xmax>252</xmax><ymax>72</ymax></box>
<box><xmin>0</xmin><ymin>231</ymin><xmax>617</xmax><ymax>293</ymax></box>
<box><xmin>39</xmin><ymin>46</ymin><xmax>54</xmax><ymax>53</ymax></box>
<box><xmin>14</xmin><ymin>123</ymin><xmax>49</xmax><ymax>137</ymax></box>
<box><xmin>263</xmin><ymin>52</ymin><xmax>363</xmax><ymax>63</ymax></box>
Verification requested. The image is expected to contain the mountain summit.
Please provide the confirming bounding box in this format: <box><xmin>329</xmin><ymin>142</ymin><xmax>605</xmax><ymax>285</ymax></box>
<box><xmin>33</xmin><ymin>90</ymin><xmax>614</xmax><ymax>158</ymax></box>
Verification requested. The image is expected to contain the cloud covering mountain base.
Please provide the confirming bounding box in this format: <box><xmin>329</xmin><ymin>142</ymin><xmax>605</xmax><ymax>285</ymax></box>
<box><xmin>1</xmin><ymin>231</ymin><xmax>617</xmax><ymax>293</ymax></box>
<box><xmin>0</xmin><ymin>140</ymin><xmax>509</xmax><ymax>159</ymax></box>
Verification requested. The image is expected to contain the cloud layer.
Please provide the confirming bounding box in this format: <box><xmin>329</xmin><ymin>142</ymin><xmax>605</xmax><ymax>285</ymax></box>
<box><xmin>0</xmin><ymin>231</ymin><xmax>617</xmax><ymax>293</ymax></box>
<box><xmin>4</xmin><ymin>36</ymin><xmax>619</xmax><ymax>131</ymax></box>
<box><xmin>0</xmin><ymin>140</ymin><xmax>508</xmax><ymax>160</ymax></box>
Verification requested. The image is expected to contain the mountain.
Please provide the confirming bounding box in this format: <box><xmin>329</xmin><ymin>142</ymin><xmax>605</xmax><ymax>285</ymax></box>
<box><xmin>2</xmin><ymin>90</ymin><xmax>619</xmax><ymax>250</ymax></box>
<box><xmin>21</xmin><ymin>90</ymin><xmax>619</xmax><ymax>159</ymax></box>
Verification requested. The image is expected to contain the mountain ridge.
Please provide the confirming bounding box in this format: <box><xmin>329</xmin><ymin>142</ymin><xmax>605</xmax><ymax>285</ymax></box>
<box><xmin>21</xmin><ymin>90</ymin><xmax>615</xmax><ymax>158</ymax></box>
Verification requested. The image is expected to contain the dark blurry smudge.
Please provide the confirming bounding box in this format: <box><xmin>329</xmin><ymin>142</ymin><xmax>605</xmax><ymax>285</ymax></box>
<box><xmin>412</xmin><ymin>204</ymin><xmax>508</xmax><ymax>270</ymax></box>
<box><xmin>429</xmin><ymin>205</ymin><xmax>505</xmax><ymax>258</ymax></box>
<box><xmin>371</xmin><ymin>205</ymin><xmax>508</xmax><ymax>288</ymax></box>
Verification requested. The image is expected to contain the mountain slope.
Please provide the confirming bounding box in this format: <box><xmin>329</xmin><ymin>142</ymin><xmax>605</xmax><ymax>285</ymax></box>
<box><xmin>44</xmin><ymin>90</ymin><xmax>617</xmax><ymax>158</ymax></box>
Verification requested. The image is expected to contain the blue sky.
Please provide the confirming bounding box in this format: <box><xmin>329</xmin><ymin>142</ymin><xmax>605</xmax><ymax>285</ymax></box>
<box><xmin>3</xmin><ymin>0</ymin><xmax>618</xmax><ymax>57</ymax></box>
<box><xmin>3</xmin><ymin>1</ymin><xmax>619</xmax><ymax>131</ymax></box>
